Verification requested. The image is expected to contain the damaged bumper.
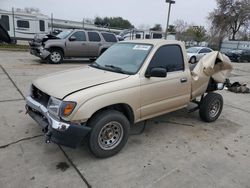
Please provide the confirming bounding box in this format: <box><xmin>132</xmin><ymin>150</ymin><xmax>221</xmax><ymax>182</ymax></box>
<box><xmin>30</xmin><ymin>47</ymin><xmax>50</xmax><ymax>59</ymax></box>
<box><xmin>25</xmin><ymin>96</ymin><xmax>91</xmax><ymax>148</ymax></box>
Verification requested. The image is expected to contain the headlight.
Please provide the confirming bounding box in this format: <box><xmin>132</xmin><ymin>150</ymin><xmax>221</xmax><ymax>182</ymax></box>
<box><xmin>47</xmin><ymin>97</ymin><xmax>76</xmax><ymax>118</ymax></box>
<box><xmin>47</xmin><ymin>97</ymin><xmax>62</xmax><ymax>118</ymax></box>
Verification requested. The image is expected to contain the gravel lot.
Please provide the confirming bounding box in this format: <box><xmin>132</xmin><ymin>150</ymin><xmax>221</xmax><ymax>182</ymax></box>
<box><xmin>0</xmin><ymin>50</ymin><xmax>250</xmax><ymax>188</ymax></box>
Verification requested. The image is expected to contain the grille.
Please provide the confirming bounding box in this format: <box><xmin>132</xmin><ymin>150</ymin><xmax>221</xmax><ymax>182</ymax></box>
<box><xmin>31</xmin><ymin>85</ymin><xmax>50</xmax><ymax>107</ymax></box>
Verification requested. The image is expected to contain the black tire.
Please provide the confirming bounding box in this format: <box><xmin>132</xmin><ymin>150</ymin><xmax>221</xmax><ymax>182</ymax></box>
<box><xmin>88</xmin><ymin>110</ymin><xmax>130</xmax><ymax>158</ymax></box>
<box><xmin>189</xmin><ymin>56</ymin><xmax>196</xmax><ymax>64</ymax></box>
<box><xmin>199</xmin><ymin>93</ymin><xmax>223</xmax><ymax>122</ymax></box>
<box><xmin>48</xmin><ymin>49</ymin><xmax>63</xmax><ymax>64</ymax></box>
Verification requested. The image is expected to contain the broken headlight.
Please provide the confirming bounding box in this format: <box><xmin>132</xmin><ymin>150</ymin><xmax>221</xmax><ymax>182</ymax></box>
<box><xmin>47</xmin><ymin>97</ymin><xmax>62</xmax><ymax>118</ymax></box>
<box><xmin>47</xmin><ymin>97</ymin><xmax>76</xmax><ymax>118</ymax></box>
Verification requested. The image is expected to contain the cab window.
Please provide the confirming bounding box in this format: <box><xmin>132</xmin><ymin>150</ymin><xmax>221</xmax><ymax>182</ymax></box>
<box><xmin>101</xmin><ymin>33</ymin><xmax>117</xmax><ymax>42</ymax></box>
<box><xmin>88</xmin><ymin>32</ymin><xmax>101</xmax><ymax>42</ymax></box>
<box><xmin>148</xmin><ymin>45</ymin><xmax>184</xmax><ymax>72</ymax></box>
<box><xmin>70</xmin><ymin>31</ymin><xmax>86</xmax><ymax>41</ymax></box>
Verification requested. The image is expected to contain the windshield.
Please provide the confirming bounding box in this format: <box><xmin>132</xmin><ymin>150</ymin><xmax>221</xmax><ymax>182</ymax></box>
<box><xmin>92</xmin><ymin>43</ymin><xmax>152</xmax><ymax>75</ymax></box>
<box><xmin>56</xmin><ymin>30</ymin><xmax>72</xmax><ymax>39</ymax></box>
<box><xmin>187</xmin><ymin>47</ymin><xmax>200</xmax><ymax>53</ymax></box>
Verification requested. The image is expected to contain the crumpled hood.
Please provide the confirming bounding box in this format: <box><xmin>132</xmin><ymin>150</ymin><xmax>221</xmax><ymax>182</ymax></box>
<box><xmin>191</xmin><ymin>51</ymin><xmax>233</xmax><ymax>99</ymax></box>
<box><xmin>33</xmin><ymin>66</ymin><xmax>129</xmax><ymax>99</ymax></box>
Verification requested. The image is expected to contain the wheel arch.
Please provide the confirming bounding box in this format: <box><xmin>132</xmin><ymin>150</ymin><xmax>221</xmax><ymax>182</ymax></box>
<box><xmin>87</xmin><ymin>103</ymin><xmax>135</xmax><ymax>125</ymax></box>
<box><xmin>48</xmin><ymin>46</ymin><xmax>65</xmax><ymax>56</ymax></box>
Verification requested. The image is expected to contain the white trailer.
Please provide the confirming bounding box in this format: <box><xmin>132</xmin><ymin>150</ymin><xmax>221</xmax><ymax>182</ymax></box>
<box><xmin>0</xmin><ymin>10</ymin><xmax>49</xmax><ymax>41</ymax></box>
<box><xmin>0</xmin><ymin>10</ymin><xmax>122</xmax><ymax>42</ymax></box>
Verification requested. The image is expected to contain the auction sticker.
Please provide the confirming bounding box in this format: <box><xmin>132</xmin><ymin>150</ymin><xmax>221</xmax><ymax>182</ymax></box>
<box><xmin>133</xmin><ymin>45</ymin><xmax>151</xmax><ymax>51</ymax></box>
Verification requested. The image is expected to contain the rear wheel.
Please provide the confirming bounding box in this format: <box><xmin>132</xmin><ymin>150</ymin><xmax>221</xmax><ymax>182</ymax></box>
<box><xmin>87</xmin><ymin>110</ymin><xmax>130</xmax><ymax>158</ymax></box>
<box><xmin>199</xmin><ymin>93</ymin><xmax>223</xmax><ymax>122</ymax></box>
<box><xmin>48</xmin><ymin>49</ymin><xmax>63</xmax><ymax>64</ymax></box>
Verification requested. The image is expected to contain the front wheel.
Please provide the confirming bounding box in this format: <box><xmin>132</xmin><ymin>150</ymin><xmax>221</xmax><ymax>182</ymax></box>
<box><xmin>87</xmin><ymin>110</ymin><xmax>130</xmax><ymax>158</ymax></box>
<box><xmin>199</xmin><ymin>93</ymin><xmax>223</xmax><ymax>122</ymax></box>
<box><xmin>48</xmin><ymin>49</ymin><xmax>63</xmax><ymax>64</ymax></box>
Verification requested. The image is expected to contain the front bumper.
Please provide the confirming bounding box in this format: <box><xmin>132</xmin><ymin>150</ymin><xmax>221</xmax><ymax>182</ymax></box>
<box><xmin>30</xmin><ymin>47</ymin><xmax>50</xmax><ymax>59</ymax></box>
<box><xmin>26</xmin><ymin>96</ymin><xmax>91</xmax><ymax>148</ymax></box>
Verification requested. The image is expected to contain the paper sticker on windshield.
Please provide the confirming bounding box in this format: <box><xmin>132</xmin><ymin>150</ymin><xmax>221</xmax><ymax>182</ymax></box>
<box><xmin>133</xmin><ymin>45</ymin><xmax>151</xmax><ymax>51</ymax></box>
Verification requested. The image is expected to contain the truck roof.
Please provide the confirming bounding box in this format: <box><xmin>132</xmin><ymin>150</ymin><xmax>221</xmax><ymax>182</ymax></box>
<box><xmin>121</xmin><ymin>39</ymin><xmax>184</xmax><ymax>46</ymax></box>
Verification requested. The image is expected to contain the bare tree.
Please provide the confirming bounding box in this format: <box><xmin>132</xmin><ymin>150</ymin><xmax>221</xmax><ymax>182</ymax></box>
<box><xmin>174</xmin><ymin>19</ymin><xmax>188</xmax><ymax>40</ymax></box>
<box><xmin>208</xmin><ymin>0</ymin><xmax>250</xmax><ymax>40</ymax></box>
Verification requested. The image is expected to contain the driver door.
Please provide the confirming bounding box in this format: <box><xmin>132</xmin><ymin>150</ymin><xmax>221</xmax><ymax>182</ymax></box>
<box><xmin>65</xmin><ymin>31</ymin><xmax>89</xmax><ymax>57</ymax></box>
<box><xmin>140</xmin><ymin>45</ymin><xmax>191</xmax><ymax>119</ymax></box>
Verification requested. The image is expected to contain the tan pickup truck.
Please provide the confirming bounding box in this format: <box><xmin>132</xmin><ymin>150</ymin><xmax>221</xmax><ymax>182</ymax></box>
<box><xmin>26</xmin><ymin>40</ymin><xmax>232</xmax><ymax>158</ymax></box>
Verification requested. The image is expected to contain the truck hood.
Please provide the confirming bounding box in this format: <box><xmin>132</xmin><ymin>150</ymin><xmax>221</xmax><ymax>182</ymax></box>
<box><xmin>33</xmin><ymin>66</ymin><xmax>130</xmax><ymax>99</ymax></box>
<box><xmin>191</xmin><ymin>51</ymin><xmax>233</xmax><ymax>99</ymax></box>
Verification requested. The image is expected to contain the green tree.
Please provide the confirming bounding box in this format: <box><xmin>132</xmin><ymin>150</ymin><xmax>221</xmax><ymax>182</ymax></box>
<box><xmin>150</xmin><ymin>24</ymin><xmax>163</xmax><ymax>31</ymax></box>
<box><xmin>208</xmin><ymin>0</ymin><xmax>250</xmax><ymax>40</ymax></box>
<box><xmin>168</xmin><ymin>25</ymin><xmax>176</xmax><ymax>33</ymax></box>
<box><xmin>182</xmin><ymin>26</ymin><xmax>207</xmax><ymax>43</ymax></box>
<box><xmin>94</xmin><ymin>17</ymin><xmax>134</xmax><ymax>29</ymax></box>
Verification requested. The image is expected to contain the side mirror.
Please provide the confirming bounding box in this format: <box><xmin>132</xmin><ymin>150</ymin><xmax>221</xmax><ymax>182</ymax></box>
<box><xmin>145</xmin><ymin>67</ymin><xmax>167</xmax><ymax>78</ymax></box>
<box><xmin>69</xmin><ymin>36</ymin><xmax>76</xmax><ymax>41</ymax></box>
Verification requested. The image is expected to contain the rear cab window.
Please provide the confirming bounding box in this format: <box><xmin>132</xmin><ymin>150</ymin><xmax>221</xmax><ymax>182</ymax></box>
<box><xmin>147</xmin><ymin>45</ymin><xmax>184</xmax><ymax>72</ymax></box>
<box><xmin>101</xmin><ymin>33</ymin><xmax>117</xmax><ymax>42</ymax></box>
<box><xmin>88</xmin><ymin>32</ymin><xmax>101</xmax><ymax>42</ymax></box>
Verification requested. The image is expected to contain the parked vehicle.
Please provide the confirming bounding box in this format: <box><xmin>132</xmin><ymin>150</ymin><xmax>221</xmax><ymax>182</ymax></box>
<box><xmin>187</xmin><ymin>47</ymin><xmax>213</xmax><ymax>64</ymax></box>
<box><xmin>26</xmin><ymin>39</ymin><xmax>232</xmax><ymax>158</ymax></box>
<box><xmin>29</xmin><ymin>29</ymin><xmax>118</xmax><ymax>63</ymax></box>
<box><xmin>0</xmin><ymin>10</ymin><xmax>123</xmax><ymax>42</ymax></box>
<box><xmin>225</xmin><ymin>49</ymin><xmax>250</xmax><ymax>62</ymax></box>
<box><xmin>0</xmin><ymin>10</ymin><xmax>49</xmax><ymax>42</ymax></box>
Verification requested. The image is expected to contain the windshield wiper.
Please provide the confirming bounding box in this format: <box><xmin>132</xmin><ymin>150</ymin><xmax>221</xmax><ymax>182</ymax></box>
<box><xmin>90</xmin><ymin>62</ymin><xmax>101</xmax><ymax>68</ymax></box>
<box><xmin>104</xmin><ymin>64</ymin><xmax>125</xmax><ymax>74</ymax></box>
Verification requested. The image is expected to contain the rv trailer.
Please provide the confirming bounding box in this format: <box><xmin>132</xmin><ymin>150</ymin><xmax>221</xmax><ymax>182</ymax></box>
<box><xmin>0</xmin><ymin>10</ymin><xmax>49</xmax><ymax>42</ymax></box>
<box><xmin>0</xmin><ymin>9</ymin><xmax>123</xmax><ymax>42</ymax></box>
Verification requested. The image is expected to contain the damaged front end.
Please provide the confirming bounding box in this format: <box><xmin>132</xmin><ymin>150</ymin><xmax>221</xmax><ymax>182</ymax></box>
<box><xmin>25</xmin><ymin>93</ymin><xmax>91</xmax><ymax>148</ymax></box>
<box><xmin>191</xmin><ymin>51</ymin><xmax>233</xmax><ymax>99</ymax></box>
<box><xmin>29</xmin><ymin>34</ymin><xmax>60</xmax><ymax>59</ymax></box>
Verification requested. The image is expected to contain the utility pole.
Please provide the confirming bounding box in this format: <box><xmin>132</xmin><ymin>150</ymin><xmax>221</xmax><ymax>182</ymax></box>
<box><xmin>12</xmin><ymin>7</ymin><xmax>16</xmax><ymax>42</ymax></box>
<box><xmin>165</xmin><ymin>0</ymin><xmax>175</xmax><ymax>39</ymax></box>
<box><xmin>51</xmin><ymin>13</ymin><xmax>53</xmax><ymax>33</ymax></box>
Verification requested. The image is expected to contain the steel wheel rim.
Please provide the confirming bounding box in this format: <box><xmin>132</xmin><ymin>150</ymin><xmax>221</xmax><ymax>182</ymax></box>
<box><xmin>98</xmin><ymin>121</ymin><xmax>123</xmax><ymax>150</ymax></box>
<box><xmin>209</xmin><ymin>99</ymin><xmax>221</xmax><ymax>118</ymax></box>
<box><xmin>50</xmin><ymin>52</ymin><xmax>61</xmax><ymax>63</ymax></box>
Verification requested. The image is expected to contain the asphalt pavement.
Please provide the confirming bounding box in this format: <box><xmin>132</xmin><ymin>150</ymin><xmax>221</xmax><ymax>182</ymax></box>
<box><xmin>0</xmin><ymin>50</ymin><xmax>249</xmax><ymax>188</ymax></box>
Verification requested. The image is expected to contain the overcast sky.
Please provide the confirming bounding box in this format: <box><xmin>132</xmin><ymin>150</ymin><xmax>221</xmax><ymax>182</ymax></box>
<box><xmin>0</xmin><ymin>0</ymin><xmax>217</xmax><ymax>29</ymax></box>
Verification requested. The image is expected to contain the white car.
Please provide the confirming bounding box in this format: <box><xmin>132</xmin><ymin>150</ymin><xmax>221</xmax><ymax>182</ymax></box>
<box><xmin>187</xmin><ymin>47</ymin><xmax>213</xmax><ymax>64</ymax></box>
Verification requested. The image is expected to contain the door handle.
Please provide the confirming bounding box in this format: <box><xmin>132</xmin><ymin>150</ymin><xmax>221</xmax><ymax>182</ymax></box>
<box><xmin>180</xmin><ymin>78</ymin><xmax>187</xmax><ymax>83</ymax></box>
